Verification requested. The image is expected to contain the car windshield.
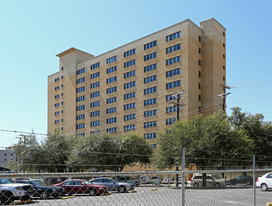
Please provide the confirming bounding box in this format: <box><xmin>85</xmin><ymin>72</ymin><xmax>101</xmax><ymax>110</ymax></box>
<box><xmin>84</xmin><ymin>180</ymin><xmax>92</xmax><ymax>185</ymax></box>
<box><xmin>212</xmin><ymin>175</ymin><xmax>222</xmax><ymax>179</ymax></box>
<box><xmin>0</xmin><ymin>179</ymin><xmax>12</xmax><ymax>184</ymax></box>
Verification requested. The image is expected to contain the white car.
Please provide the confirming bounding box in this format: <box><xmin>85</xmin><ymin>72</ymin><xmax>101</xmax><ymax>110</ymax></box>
<box><xmin>256</xmin><ymin>172</ymin><xmax>272</xmax><ymax>191</ymax></box>
<box><xmin>0</xmin><ymin>179</ymin><xmax>32</xmax><ymax>204</ymax></box>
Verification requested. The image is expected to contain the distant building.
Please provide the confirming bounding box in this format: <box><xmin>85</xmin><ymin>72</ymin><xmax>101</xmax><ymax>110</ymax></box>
<box><xmin>0</xmin><ymin>147</ymin><xmax>16</xmax><ymax>168</ymax></box>
<box><xmin>48</xmin><ymin>18</ymin><xmax>226</xmax><ymax>147</ymax></box>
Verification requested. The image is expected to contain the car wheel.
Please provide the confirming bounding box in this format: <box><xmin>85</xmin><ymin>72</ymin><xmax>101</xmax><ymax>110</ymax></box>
<box><xmin>89</xmin><ymin>189</ymin><xmax>97</xmax><ymax>196</ymax></box>
<box><xmin>20</xmin><ymin>195</ymin><xmax>31</xmax><ymax>201</ymax></box>
<box><xmin>118</xmin><ymin>186</ymin><xmax>126</xmax><ymax>193</ymax></box>
<box><xmin>193</xmin><ymin>183</ymin><xmax>198</xmax><ymax>189</ymax></box>
<box><xmin>261</xmin><ymin>183</ymin><xmax>268</xmax><ymax>191</ymax></box>
<box><xmin>0</xmin><ymin>191</ymin><xmax>14</xmax><ymax>205</ymax></box>
<box><xmin>40</xmin><ymin>191</ymin><xmax>50</xmax><ymax>199</ymax></box>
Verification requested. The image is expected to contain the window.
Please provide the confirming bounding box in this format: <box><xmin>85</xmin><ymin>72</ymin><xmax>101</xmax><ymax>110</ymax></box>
<box><xmin>107</xmin><ymin>86</ymin><xmax>117</xmax><ymax>94</ymax></box>
<box><xmin>223</xmin><ymin>76</ymin><xmax>225</xmax><ymax>81</ymax></box>
<box><xmin>144</xmin><ymin>52</ymin><xmax>157</xmax><ymax>61</ymax></box>
<box><xmin>107</xmin><ymin>97</ymin><xmax>117</xmax><ymax>104</ymax></box>
<box><xmin>55</xmin><ymin>78</ymin><xmax>59</xmax><ymax>82</ymax></box>
<box><xmin>144</xmin><ymin>75</ymin><xmax>157</xmax><ymax>84</ymax></box>
<box><xmin>124</xmin><ymin>81</ymin><xmax>136</xmax><ymax>89</ymax></box>
<box><xmin>90</xmin><ymin>62</ymin><xmax>100</xmax><ymax>70</ymax></box>
<box><xmin>61</xmin><ymin>84</ymin><xmax>64</xmax><ymax>88</ymax></box>
<box><xmin>166</xmin><ymin>68</ymin><xmax>181</xmax><ymax>77</ymax></box>
<box><xmin>166</xmin><ymin>118</ymin><xmax>176</xmax><ymax>125</ymax></box>
<box><xmin>151</xmin><ymin>144</ymin><xmax>157</xmax><ymax>149</ymax></box>
<box><xmin>198</xmin><ymin>48</ymin><xmax>201</xmax><ymax>54</ymax></box>
<box><xmin>166</xmin><ymin>31</ymin><xmax>181</xmax><ymax>42</ymax></box>
<box><xmin>76</xmin><ymin>86</ymin><xmax>85</xmax><ymax>93</ymax></box>
<box><xmin>223</xmin><ymin>43</ymin><xmax>225</xmax><ymax>48</ymax></box>
<box><xmin>144</xmin><ymin>86</ymin><xmax>157</xmax><ymax>95</ymax></box>
<box><xmin>61</xmin><ymin>75</ymin><xmax>64</xmax><ymax>79</ymax></box>
<box><xmin>124</xmin><ymin>48</ymin><xmax>136</xmax><ymax>57</ymax></box>
<box><xmin>76</xmin><ymin>96</ymin><xmax>85</xmax><ymax>102</ymax></box>
<box><xmin>166</xmin><ymin>56</ymin><xmax>181</xmax><ymax>66</ymax></box>
<box><xmin>55</xmin><ymin>111</ymin><xmax>60</xmax><ymax>116</ymax></box>
<box><xmin>107</xmin><ymin>56</ymin><xmax>117</xmax><ymax>64</ymax></box>
<box><xmin>166</xmin><ymin>94</ymin><xmax>177</xmax><ymax>102</ymax></box>
<box><xmin>166</xmin><ymin>80</ymin><xmax>181</xmax><ymax>89</ymax></box>
<box><xmin>198</xmin><ymin>59</ymin><xmax>201</xmax><ymax>66</ymax></box>
<box><xmin>124</xmin><ymin>59</ymin><xmax>136</xmax><ymax>68</ymax></box>
<box><xmin>166</xmin><ymin>106</ymin><xmax>178</xmax><ymax>113</ymax></box>
<box><xmin>61</xmin><ymin>101</ymin><xmax>64</xmax><ymax>105</ymax></box>
<box><xmin>90</xmin><ymin>91</ymin><xmax>100</xmax><ymax>98</ymax></box>
<box><xmin>61</xmin><ymin>67</ymin><xmax>64</xmax><ymax>71</ymax></box>
<box><xmin>107</xmin><ymin>76</ymin><xmax>117</xmax><ymax>84</ymax></box>
<box><xmin>91</xmin><ymin>120</ymin><xmax>100</xmax><ymax>127</ymax></box>
<box><xmin>107</xmin><ymin>127</ymin><xmax>117</xmax><ymax>133</ymax></box>
<box><xmin>223</xmin><ymin>54</ymin><xmax>225</xmax><ymax>59</ymax></box>
<box><xmin>107</xmin><ymin>66</ymin><xmax>117</xmax><ymax>74</ymax></box>
<box><xmin>144</xmin><ymin>98</ymin><xmax>157</xmax><ymax>106</ymax></box>
<box><xmin>55</xmin><ymin>120</ymin><xmax>59</xmax><ymax>124</ymax></box>
<box><xmin>223</xmin><ymin>32</ymin><xmax>225</xmax><ymax>36</ymax></box>
<box><xmin>107</xmin><ymin>117</ymin><xmax>117</xmax><ymax>124</ymax></box>
<box><xmin>77</xmin><ymin>133</ymin><xmax>85</xmax><ymax>137</ymax></box>
<box><xmin>55</xmin><ymin>86</ymin><xmax>59</xmax><ymax>90</ymax></box>
<box><xmin>144</xmin><ymin>133</ymin><xmax>157</xmax><ymax>139</ymax></box>
<box><xmin>124</xmin><ymin>70</ymin><xmax>136</xmax><ymax>78</ymax></box>
<box><xmin>199</xmin><ymin>95</ymin><xmax>201</xmax><ymax>101</ymax></box>
<box><xmin>55</xmin><ymin>94</ymin><xmax>59</xmax><ymax>99</ymax></box>
<box><xmin>61</xmin><ymin>110</ymin><xmax>64</xmax><ymax>113</ymax></box>
<box><xmin>91</xmin><ymin>72</ymin><xmax>100</xmax><ymax>79</ymax></box>
<box><xmin>199</xmin><ymin>106</ymin><xmax>201</xmax><ymax>113</ymax></box>
<box><xmin>198</xmin><ymin>71</ymin><xmax>201</xmax><ymax>78</ymax></box>
<box><xmin>124</xmin><ymin>92</ymin><xmax>136</xmax><ymax>100</ymax></box>
<box><xmin>91</xmin><ymin>101</ymin><xmax>100</xmax><ymax>108</ymax></box>
<box><xmin>76</xmin><ymin>68</ymin><xmax>85</xmax><ymax>75</ymax></box>
<box><xmin>124</xmin><ymin>114</ymin><xmax>136</xmax><ymax>121</ymax></box>
<box><xmin>124</xmin><ymin>124</ymin><xmax>136</xmax><ymax>131</ymax></box>
<box><xmin>223</xmin><ymin>65</ymin><xmax>225</xmax><ymax>70</ymax></box>
<box><xmin>77</xmin><ymin>77</ymin><xmax>85</xmax><ymax>84</ymax></box>
<box><xmin>199</xmin><ymin>83</ymin><xmax>201</xmax><ymax>89</ymax></box>
<box><xmin>144</xmin><ymin>63</ymin><xmax>157</xmax><ymax>72</ymax></box>
<box><xmin>124</xmin><ymin>102</ymin><xmax>136</xmax><ymax>110</ymax></box>
<box><xmin>55</xmin><ymin>103</ymin><xmax>60</xmax><ymax>107</ymax></box>
<box><xmin>90</xmin><ymin>111</ymin><xmax>100</xmax><ymax>117</ymax></box>
<box><xmin>144</xmin><ymin>121</ymin><xmax>157</xmax><ymax>128</ymax></box>
<box><xmin>144</xmin><ymin>109</ymin><xmax>157</xmax><ymax>117</ymax></box>
<box><xmin>77</xmin><ymin>105</ymin><xmax>85</xmax><ymax>111</ymax></box>
<box><xmin>76</xmin><ymin>123</ymin><xmax>85</xmax><ymax>129</ymax></box>
<box><xmin>166</xmin><ymin>43</ymin><xmax>181</xmax><ymax>54</ymax></box>
<box><xmin>199</xmin><ymin>36</ymin><xmax>201</xmax><ymax>42</ymax></box>
<box><xmin>106</xmin><ymin>107</ymin><xmax>117</xmax><ymax>114</ymax></box>
<box><xmin>144</xmin><ymin>40</ymin><xmax>157</xmax><ymax>50</ymax></box>
<box><xmin>90</xmin><ymin>130</ymin><xmax>100</xmax><ymax>135</ymax></box>
<box><xmin>91</xmin><ymin>82</ymin><xmax>100</xmax><ymax>89</ymax></box>
<box><xmin>76</xmin><ymin>114</ymin><xmax>85</xmax><ymax>120</ymax></box>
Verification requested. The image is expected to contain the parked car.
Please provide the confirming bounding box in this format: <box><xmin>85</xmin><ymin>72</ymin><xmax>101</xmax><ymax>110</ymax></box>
<box><xmin>113</xmin><ymin>176</ymin><xmax>140</xmax><ymax>186</ymax></box>
<box><xmin>89</xmin><ymin>178</ymin><xmax>134</xmax><ymax>193</ymax></box>
<box><xmin>139</xmin><ymin>176</ymin><xmax>150</xmax><ymax>184</ymax></box>
<box><xmin>162</xmin><ymin>177</ymin><xmax>174</xmax><ymax>184</ymax></box>
<box><xmin>228</xmin><ymin>174</ymin><xmax>253</xmax><ymax>185</ymax></box>
<box><xmin>191</xmin><ymin>175</ymin><xmax>225</xmax><ymax>188</ymax></box>
<box><xmin>54</xmin><ymin>179</ymin><xmax>108</xmax><ymax>196</ymax></box>
<box><xmin>15</xmin><ymin>180</ymin><xmax>65</xmax><ymax>199</ymax></box>
<box><xmin>0</xmin><ymin>179</ymin><xmax>32</xmax><ymax>205</ymax></box>
<box><xmin>256</xmin><ymin>172</ymin><xmax>272</xmax><ymax>191</ymax></box>
<box><xmin>151</xmin><ymin>176</ymin><xmax>162</xmax><ymax>185</ymax></box>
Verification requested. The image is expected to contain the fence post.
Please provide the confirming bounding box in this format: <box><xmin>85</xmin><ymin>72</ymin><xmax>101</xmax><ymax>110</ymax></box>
<box><xmin>253</xmin><ymin>154</ymin><xmax>256</xmax><ymax>206</ymax></box>
<box><xmin>181</xmin><ymin>147</ymin><xmax>186</xmax><ymax>206</ymax></box>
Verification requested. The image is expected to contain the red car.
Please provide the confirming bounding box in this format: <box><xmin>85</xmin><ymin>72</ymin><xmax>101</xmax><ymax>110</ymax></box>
<box><xmin>54</xmin><ymin>179</ymin><xmax>108</xmax><ymax>196</ymax></box>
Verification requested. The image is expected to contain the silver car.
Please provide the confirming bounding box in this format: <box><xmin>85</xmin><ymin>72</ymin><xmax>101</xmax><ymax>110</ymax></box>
<box><xmin>89</xmin><ymin>178</ymin><xmax>134</xmax><ymax>193</ymax></box>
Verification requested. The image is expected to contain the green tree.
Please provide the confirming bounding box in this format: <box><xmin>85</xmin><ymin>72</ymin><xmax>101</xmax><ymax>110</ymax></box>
<box><xmin>154</xmin><ymin>112</ymin><xmax>253</xmax><ymax>170</ymax></box>
<box><xmin>229</xmin><ymin>107</ymin><xmax>272</xmax><ymax>165</ymax></box>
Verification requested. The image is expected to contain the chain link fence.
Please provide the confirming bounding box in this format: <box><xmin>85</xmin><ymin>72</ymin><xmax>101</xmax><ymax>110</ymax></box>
<box><xmin>1</xmin><ymin>168</ymin><xmax>272</xmax><ymax>205</ymax></box>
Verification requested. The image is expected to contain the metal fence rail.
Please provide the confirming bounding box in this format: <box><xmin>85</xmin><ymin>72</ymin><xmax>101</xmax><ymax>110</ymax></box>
<box><xmin>1</xmin><ymin>168</ymin><xmax>272</xmax><ymax>205</ymax></box>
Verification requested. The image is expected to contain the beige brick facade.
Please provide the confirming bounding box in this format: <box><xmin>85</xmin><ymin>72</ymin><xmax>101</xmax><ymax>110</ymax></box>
<box><xmin>48</xmin><ymin>18</ymin><xmax>226</xmax><ymax>147</ymax></box>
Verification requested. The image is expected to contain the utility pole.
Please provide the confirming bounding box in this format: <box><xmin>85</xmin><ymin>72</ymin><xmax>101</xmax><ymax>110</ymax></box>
<box><xmin>168</xmin><ymin>91</ymin><xmax>185</xmax><ymax>187</ymax></box>
<box><xmin>218</xmin><ymin>84</ymin><xmax>231</xmax><ymax>112</ymax></box>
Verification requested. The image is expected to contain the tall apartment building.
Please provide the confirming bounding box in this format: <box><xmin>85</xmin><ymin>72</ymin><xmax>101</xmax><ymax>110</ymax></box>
<box><xmin>48</xmin><ymin>18</ymin><xmax>226</xmax><ymax>147</ymax></box>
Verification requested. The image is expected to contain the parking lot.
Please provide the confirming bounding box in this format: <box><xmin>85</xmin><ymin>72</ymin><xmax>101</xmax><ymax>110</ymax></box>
<box><xmin>14</xmin><ymin>186</ymin><xmax>272</xmax><ymax>206</ymax></box>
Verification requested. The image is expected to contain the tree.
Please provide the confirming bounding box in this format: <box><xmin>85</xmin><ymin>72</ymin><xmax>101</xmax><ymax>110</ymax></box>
<box><xmin>229</xmin><ymin>107</ymin><xmax>272</xmax><ymax>166</ymax></box>
<box><xmin>153</xmin><ymin>112</ymin><xmax>253</xmax><ymax>170</ymax></box>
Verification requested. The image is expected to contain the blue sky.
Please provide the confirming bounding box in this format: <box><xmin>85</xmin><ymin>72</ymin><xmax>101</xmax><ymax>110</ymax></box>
<box><xmin>1</xmin><ymin>0</ymin><xmax>272</xmax><ymax>147</ymax></box>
